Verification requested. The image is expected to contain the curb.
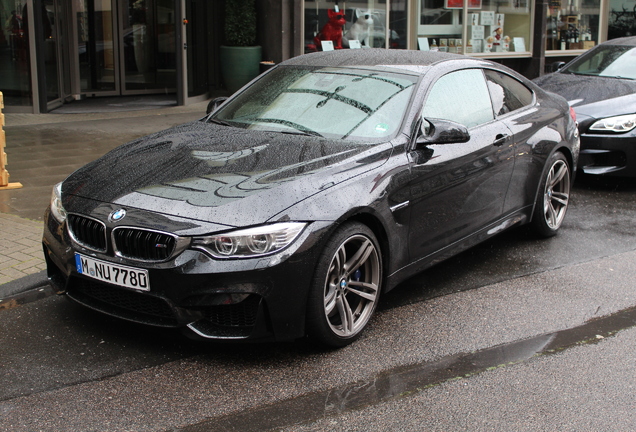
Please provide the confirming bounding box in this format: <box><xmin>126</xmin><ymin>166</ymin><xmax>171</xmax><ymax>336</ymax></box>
<box><xmin>0</xmin><ymin>270</ymin><xmax>49</xmax><ymax>299</ymax></box>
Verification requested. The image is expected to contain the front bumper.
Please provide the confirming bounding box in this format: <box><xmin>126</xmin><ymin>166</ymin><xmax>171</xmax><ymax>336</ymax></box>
<box><xmin>578</xmin><ymin>132</ymin><xmax>636</xmax><ymax>177</ymax></box>
<box><xmin>43</xmin><ymin>207</ymin><xmax>332</xmax><ymax>342</ymax></box>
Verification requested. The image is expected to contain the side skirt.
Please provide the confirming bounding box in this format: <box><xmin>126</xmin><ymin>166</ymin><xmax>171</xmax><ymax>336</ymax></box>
<box><xmin>384</xmin><ymin>207</ymin><xmax>532</xmax><ymax>292</ymax></box>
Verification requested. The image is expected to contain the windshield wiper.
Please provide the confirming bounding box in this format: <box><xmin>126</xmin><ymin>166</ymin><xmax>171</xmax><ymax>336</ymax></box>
<box><xmin>237</xmin><ymin>116</ymin><xmax>325</xmax><ymax>137</ymax></box>
<box><xmin>279</xmin><ymin>129</ymin><xmax>324</xmax><ymax>137</ymax></box>
<box><xmin>568</xmin><ymin>71</ymin><xmax>599</xmax><ymax>77</ymax></box>
<box><xmin>572</xmin><ymin>72</ymin><xmax>635</xmax><ymax>80</ymax></box>
<box><xmin>206</xmin><ymin>117</ymin><xmax>233</xmax><ymax>127</ymax></box>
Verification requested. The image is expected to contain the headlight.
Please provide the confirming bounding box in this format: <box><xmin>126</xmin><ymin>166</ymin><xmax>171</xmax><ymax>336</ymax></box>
<box><xmin>192</xmin><ymin>222</ymin><xmax>307</xmax><ymax>259</ymax></box>
<box><xmin>589</xmin><ymin>114</ymin><xmax>636</xmax><ymax>133</ymax></box>
<box><xmin>50</xmin><ymin>182</ymin><xmax>67</xmax><ymax>223</ymax></box>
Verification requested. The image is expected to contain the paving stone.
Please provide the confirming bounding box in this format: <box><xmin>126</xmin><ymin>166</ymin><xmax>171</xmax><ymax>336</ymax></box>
<box><xmin>14</xmin><ymin>260</ymin><xmax>43</xmax><ymax>271</ymax></box>
<box><xmin>14</xmin><ymin>238</ymin><xmax>40</xmax><ymax>248</ymax></box>
<box><xmin>0</xmin><ymin>267</ymin><xmax>27</xmax><ymax>279</ymax></box>
<box><xmin>0</xmin><ymin>259</ymin><xmax>20</xmax><ymax>269</ymax></box>
<box><xmin>8</xmin><ymin>252</ymin><xmax>33</xmax><ymax>262</ymax></box>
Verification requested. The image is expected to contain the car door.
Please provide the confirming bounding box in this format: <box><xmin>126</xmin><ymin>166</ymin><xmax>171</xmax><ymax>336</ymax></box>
<box><xmin>407</xmin><ymin>68</ymin><xmax>516</xmax><ymax>263</ymax></box>
<box><xmin>482</xmin><ymin>69</ymin><xmax>543</xmax><ymax>214</ymax></box>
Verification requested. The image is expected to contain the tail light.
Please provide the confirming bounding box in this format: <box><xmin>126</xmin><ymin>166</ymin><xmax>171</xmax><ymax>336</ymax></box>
<box><xmin>569</xmin><ymin>106</ymin><xmax>576</xmax><ymax>122</ymax></box>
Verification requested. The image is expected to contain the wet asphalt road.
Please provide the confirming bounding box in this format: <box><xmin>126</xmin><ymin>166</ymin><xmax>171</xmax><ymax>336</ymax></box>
<box><xmin>1</xmin><ymin>112</ymin><xmax>635</xmax><ymax>430</ymax></box>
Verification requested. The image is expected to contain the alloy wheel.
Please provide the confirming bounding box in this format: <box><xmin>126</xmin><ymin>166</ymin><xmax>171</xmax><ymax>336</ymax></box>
<box><xmin>543</xmin><ymin>158</ymin><xmax>571</xmax><ymax>230</ymax></box>
<box><xmin>323</xmin><ymin>234</ymin><xmax>381</xmax><ymax>338</ymax></box>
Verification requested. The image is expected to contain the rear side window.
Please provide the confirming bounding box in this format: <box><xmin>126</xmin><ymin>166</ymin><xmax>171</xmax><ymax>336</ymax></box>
<box><xmin>484</xmin><ymin>70</ymin><xmax>534</xmax><ymax>116</ymax></box>
<box><xmin>421</xmin><ymin>69</ymin><xmax>494</xmax><ymax>129</ymax></box>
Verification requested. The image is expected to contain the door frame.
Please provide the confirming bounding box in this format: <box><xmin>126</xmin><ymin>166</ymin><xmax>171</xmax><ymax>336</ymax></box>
<box><xmin>177</xmin><ymin>0</ymin><xmax>208</xmax><ymax>106</ymax></box>
<box><xmin>118</xmin><ymin>0</ymin><xmax>173</xmax><ymax>95</ymax></box>
<box><xmin>67</xmin><ymin>0</ymin><xmax>180</xmax><ymax>98</ymax></box>
<box><xmin>69</xmin><ymin>0</ymin><xmax>123</xmax><ymax>97</ymax></box>
<box><xmin>34</xmin><ymin>0</ymin><xmax>67</xmax><ymax>112</ymax></box>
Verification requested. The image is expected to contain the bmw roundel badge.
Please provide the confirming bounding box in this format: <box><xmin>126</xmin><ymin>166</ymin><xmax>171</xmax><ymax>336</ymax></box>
<box><xmin>109</xmin><ymin>208</ymin><xmax>127</xmax><ymax>222</ymax></box>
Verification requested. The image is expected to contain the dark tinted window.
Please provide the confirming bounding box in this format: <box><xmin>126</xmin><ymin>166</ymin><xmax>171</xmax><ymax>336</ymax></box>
<box><xmin>421</xmin><ymin>69</ymin><xmax>494</xmax><ymax>129</ymax></box>
<box><xmin>484</xmin><ymin>70</ymin><xmax>533</xmax><ymax>116</ymax></box>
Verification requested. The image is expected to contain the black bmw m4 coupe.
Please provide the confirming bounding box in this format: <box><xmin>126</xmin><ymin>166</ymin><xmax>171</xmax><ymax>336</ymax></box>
<box><xmin>43</xmin><ymin>49</ymin><xmax>580</xmax><ymax>347</ymax></box>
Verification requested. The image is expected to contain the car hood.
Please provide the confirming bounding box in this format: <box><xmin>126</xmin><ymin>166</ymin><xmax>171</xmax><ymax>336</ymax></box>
<box><xmin>533</xmin><ymin>73</ymin><xmax>636</xmax><ymax>120</ymax></box>
<box><xmin>62</xmin><ymin>121</ymin><xmax>391</xmax><ymax>227</ymax></box>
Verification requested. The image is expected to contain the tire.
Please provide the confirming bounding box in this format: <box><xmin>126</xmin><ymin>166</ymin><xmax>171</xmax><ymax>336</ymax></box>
<box><xmin>306</xmin><ymin>222</ymin><xmax>382</xmax><ymax>348</ymax></box>
<box><xmin>532</xmin><ymin>151</ymin><xmax>571</xmax><ymax>238</ymax></box>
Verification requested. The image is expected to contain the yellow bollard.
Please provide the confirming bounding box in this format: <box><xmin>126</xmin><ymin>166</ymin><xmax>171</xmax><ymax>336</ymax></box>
<box><xmin>0</xmin><ymin>91</ymin><xmax>23</xmax><ymax>190</ymax></box>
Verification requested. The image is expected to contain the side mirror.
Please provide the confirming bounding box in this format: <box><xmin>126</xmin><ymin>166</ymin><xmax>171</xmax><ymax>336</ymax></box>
<box><xmin>416</xmin><ymin>118</ymin><xmax>470</xmax><ymax>147</ymax></box>
<box><xmin>551</xmin><ymin>61</ymin><xmax>566</xmax><ymax>72</ymax></box>
<box><xmin>206</xmin><ymin>97</ymin><xmax>229</xmax><ymax>115</ymax></box>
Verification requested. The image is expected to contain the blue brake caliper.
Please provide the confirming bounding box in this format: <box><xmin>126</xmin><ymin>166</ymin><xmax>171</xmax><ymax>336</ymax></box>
<box><xmin>353</xmin><ymin>269</ymin><xmax>361</xmax><ymax>282</ymax></box>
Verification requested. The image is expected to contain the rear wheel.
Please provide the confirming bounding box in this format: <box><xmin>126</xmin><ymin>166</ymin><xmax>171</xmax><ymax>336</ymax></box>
<box><xmin>532</xmin><ymin>152</ymin><xmax>571</xmax><ymax>237</ymax></box>
<box><xmin>306</xmin><ymin>222</ymin><xmax>382</xmax><ymax>347</ymax></box>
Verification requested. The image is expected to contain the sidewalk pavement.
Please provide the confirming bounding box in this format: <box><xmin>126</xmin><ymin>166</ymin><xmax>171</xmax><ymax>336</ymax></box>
<box><xmin>0</xmin><ymin>213</ymin><xmax>46</xmax><ymax>290</ymax></box>
<box><xmin>0</xmin><ymin>97</ymin><xmax>214</xmax><ymax>298</ymax></box>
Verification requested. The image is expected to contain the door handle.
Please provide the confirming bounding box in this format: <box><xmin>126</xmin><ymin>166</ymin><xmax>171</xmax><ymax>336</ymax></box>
<box><xmin>493</xmin><ymin>134</ymin><xmax>509</xmax><ymax>146</ymax></box>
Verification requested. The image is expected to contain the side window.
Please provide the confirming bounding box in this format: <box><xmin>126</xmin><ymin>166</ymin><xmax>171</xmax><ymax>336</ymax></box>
<box><xmin>421</xmin><ymin>69</ymin><xmax>494</xmax><ymax>129</ymax></box>
<box><xmin>484</xmin><ymin>70</ymin><xmax>534</xmax><ymax>116</ymax></box>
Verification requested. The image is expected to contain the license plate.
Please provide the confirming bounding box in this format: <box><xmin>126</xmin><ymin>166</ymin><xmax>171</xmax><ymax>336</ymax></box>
<box><xmin>75</xmin><ymin>253</ymin><xmax>150</xmax><ymax>291</ymax></box>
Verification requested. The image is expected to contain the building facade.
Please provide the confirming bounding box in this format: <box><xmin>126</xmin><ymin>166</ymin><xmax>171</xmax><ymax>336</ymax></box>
<box><xmin>270</xmin><ymin>0</ymin><xmax>631</xmax><ymax>80</ymax></box>
<box><xmin>1</xmin><ymin>0</ymin><xmax>224</xmax><ymax>113</ymax></box>
<box><xmin>1</xmin><ymin>0</ymin><xmax>634</xmax><ymax>113</ymax></box>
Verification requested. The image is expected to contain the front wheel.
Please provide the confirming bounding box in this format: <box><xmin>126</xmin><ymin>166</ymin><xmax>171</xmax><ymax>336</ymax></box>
<box><xmin>532</xmin><ymin>152</ymin><xmax>571</xmax><ymax>237</ymax></box>
<box><xmin>306</xmin><ymin>222</ymin><xmax>382</xmax><ymax>348</ymax></box>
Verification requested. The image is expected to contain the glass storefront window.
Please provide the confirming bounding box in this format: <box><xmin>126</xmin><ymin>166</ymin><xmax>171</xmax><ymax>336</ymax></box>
<box><xmin>304</xmin><ymin>1</ymin><xmax>407</xmax><ymax>53</ymax></box>
<box><xmin>0</xmin><ymin>0</ymin><xmax>32</xmax><ymax>107</ymax></box>
<box><xmin>608</xmin><ymin>0</ymin><xmax>636</xmax><ymax>40</ymax></box>
<box><xmin>390</xmin><ymin>0</ymin><xmax>408</xmax><ymax>49</ymax></box>
<box><xmin>546</xmin><ymin>0</ymin><xmax>601</xmax><ymax>52</ymax></box>
<box><xmin>123</xmin><ymin>0</ymin><xmax>176</xmax><ymax>91</ymax></box>
<box><xmin>76</xmin><ymin>0</ymin><xmax>176</xmax><ymax>95</ymax></box>
<box><xmin>418</xmin><ymin>0</ymin><xmax>463</xmax><ymax>50</ymax></box>
<box><xmin>302</xmin><ymin>0</ymin><xmax>534</xmax><ymax>56</ymax></box>
<box><xmin>418</xmin><ymin>0</ymin><xmax>532</xmax><ymax>55</ymax></box>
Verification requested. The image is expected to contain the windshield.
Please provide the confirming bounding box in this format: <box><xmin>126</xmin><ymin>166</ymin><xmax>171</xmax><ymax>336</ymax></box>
<box><xmin>562</xmin><ymin>45</ymin><xmax>636</xmax><ymax>79</ymax></box>
<box><xmin>210</xmin><ymin>66</ymin><xmax>419</xmax><ymax>143</ymax></box>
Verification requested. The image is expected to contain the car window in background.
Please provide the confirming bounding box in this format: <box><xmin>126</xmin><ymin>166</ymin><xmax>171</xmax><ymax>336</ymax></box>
<box><xmin>421</xmin><ymin>69</ymin><xmax>494</xmax><ymax>129</ymax></box>
<box><xmin>212</xmin><ymin>66</ymin><xmax>419</xmax><ymax>142</ymax></box>
<box><xmin>563</xmin><ymin>45</ymin><xmax>636</xmax><ymax>79</ymax></box>
<box><xmin>484</xmin><ymin>70</ymin><xmax>534</xmax><ymax>116</ymax></box>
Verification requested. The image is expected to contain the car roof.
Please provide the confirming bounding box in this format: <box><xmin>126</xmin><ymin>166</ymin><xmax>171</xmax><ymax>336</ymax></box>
<box><xmin>279</xmin><ymin>49</ymin><xmax>468</xmax><ymax>69</ymax></box>
<box><xmin>599</xmin><ymin>36</ymin><xmax>636</xmax><ymax>47</ymax></box>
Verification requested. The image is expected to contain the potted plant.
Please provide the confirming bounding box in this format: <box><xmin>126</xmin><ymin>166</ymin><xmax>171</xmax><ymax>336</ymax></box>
<box><xmin>220</xmin><ymin>0</ymin><xmax>262</xmax><ymax>93</ymax></box>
